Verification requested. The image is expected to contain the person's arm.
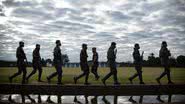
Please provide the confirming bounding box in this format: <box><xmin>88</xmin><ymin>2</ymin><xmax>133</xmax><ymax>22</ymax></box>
<box><xmin>33</xmin><ymin>50</ymin><xmax>40</xmax><ymax>59</ymax></box>
<box><xmin>80</xmin><ymin>50</ymin><xmax>85</xmax><ymax>62</ymax></box>
<box><xmin>133</xmin><ymin>51</ymin><xmax>140</xmax><ymax>61</ymax></box>
<box><xmin>159</xmin><ymin>49</ymin><xmax>163</xmax><ymax>58</ymax></box>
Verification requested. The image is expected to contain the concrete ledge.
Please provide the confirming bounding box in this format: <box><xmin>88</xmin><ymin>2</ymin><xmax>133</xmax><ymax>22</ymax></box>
<box><xmin>0</xmin><ymin>84</ymin><xmax>185</xmax><ymax>95</ymax></box>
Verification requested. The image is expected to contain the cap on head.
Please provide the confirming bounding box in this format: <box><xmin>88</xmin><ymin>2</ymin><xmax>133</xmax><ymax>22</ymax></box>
<box><xmin>162</xmin><ymin>41</ymin><xmax>167</xmax><ymax>45</ymax></box>
<box><xmin>92</xmin><ymin>47</ymin><xmax>96</xmax><ymax>52</ymax></box>
<box><xmin>36</xmin><ymin>44</ymin><xmax>40</xmax><ymax>47</ymax></box>
<box><xmin>56</xmin><ymin>40</ymin><xmax>60</xmax><ymax>44</ymax></box>
<box><xmin>82</xmin><ymin>43</ymin><xmax>87</xmax><ymax>48</ymax></box>
<box><xmin>161</xmin><ymin>41</ymin><xmax>167</xmax><ymax>47</ymax></box>
<box><xmin>92</xmin><ymin>47</ymin><xmax>96</xmax><ymax>50</ymax></box>
<box><xmin>134</xmin><ymin>43</ymin><xmax>139</xmax><ymax>48</ymax></box>
<box><xmin>111</xmin><ymin>42</ymin><xmax>116</xmax><ymax>46</ymax></box>
<box><xmin>19</xmin><ymin>41</ymin><xmax>24</xmax><ymax>45</ymax></box>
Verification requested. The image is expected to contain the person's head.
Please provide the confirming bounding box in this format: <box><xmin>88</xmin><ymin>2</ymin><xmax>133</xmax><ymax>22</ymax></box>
<box><xmin>111</xmin><ymin>42</ymin><xmax>116</xmax><ymax>49</ymax></box>
<box><xmin>82</xmin><ymin>43</ymin><xmax>87</xmax><ymax>50</ymax></box>
<box><xmin>56</xmin><ymin>40</ymin><xmax>61</xmax><ymax>46</ymax></box>
<box><xmin>92</xmin><ymin>47</ymin><xmax>96</xmax><ymax>53</ymax></box>
<box><xmin>36</xmin><ymin>44</ymin><xmax>40</xmax><ymax>50</ymax></box>
<box><xmin>134</xmin><ymin>43</ymin><xmax>140</xmax><ymax>50</ymax></box>
<box><xmin>19</xmin><ymin>41</ymin><xmax>24</xmax><ymax>47</ymax></box>
<box><xmin>161</xmin><ymin>41</ymin><xmax>167</xmax><ymax>48</ymax></box>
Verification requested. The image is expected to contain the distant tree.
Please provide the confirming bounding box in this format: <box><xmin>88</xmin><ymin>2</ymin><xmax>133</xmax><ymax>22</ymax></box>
<box><xmin>176</xmin><ymin>55</ymin><xmax>185</xmax><ymax>67</ymax></box>
<box><xmin>41</xmin><ymin>58</ymin><xmax>46</xmax><ymax>66</ymax></box>
<box><xmin>169</xmin><ymin>57</ymin><xmax>177</xmax><ymax>67</ymax></box>
<box><xmin>147</xmin><ymin>53</ymin><xmax>156</xmax><ymax>66</ymax></box>
<box><xmin>46</xmin><ymin>58</ymin><xmax>52</xmax><ymax>64</ymax></box>
<box><xmin>144</xmin><ymin>53</ymin><xmax>161</xmax><ymax>67</ymax></box>
<box><xmin>155</xmin><ymin>57</ymin><xmax>161</xmax><ymax>65</ymax></box>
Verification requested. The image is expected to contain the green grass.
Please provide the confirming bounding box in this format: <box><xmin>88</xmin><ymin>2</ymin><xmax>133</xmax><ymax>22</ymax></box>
<box><xmin>0</xmin><ymin>67</ymin><xmax>185</xmax><ymax>84</ymax></box>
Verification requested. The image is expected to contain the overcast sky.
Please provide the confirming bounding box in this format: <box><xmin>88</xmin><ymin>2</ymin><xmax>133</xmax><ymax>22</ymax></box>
<box><xmin>0</xmin><ymin>0</ymin><xmax>185</xmax><ymax>62</ymax></box>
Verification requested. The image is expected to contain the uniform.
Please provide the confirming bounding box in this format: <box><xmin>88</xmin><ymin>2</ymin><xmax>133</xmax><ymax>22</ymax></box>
<box><xmin>9</xmin><ymin>46</ymin><xmax>27</xmax><ymax>84</ymax></box>
<box><xmin>102</xmin><ymin>46</ymin><xmax>119</xmax><ymax>85</ymax></box>
<box><xmin>157</xmin><ymin>46</ymin><xmax>172</xmax><ymax>83</ymax></box>
<box><xmin>129</xmin><ymin>49</ymin><xmax>144</xmax><ymax>84</ymax></box>
<box><xmin>47</xmin><ymin>46</ymin><xmax>62</xmax><ymax>84</ymax></box>
<box><xmin>91</xmin><ymin>52</ymin><xmax>99</xmax><ymax>79</ymax></box>
<box><xmin>26</xmin><ymin>48</ymin><xmax>42</xmax><ymax>81</ymax></box>
<box><xmin>74</xmin><ymin>49</ymin><xmax>90</xmax><ymax>84</ymax></box>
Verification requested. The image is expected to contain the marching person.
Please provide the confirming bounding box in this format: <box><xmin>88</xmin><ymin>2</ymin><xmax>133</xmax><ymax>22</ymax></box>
<box><xmin>26</xmin><ymin>44</ymin><xmax>43</xmax><ymax>82</ymax></box>
<box><xmin>102</xmin><ymin>42</ymin><xmax>120</xmax><ymax>86</ymax></box>
<box><xmin>74</xmin><ymin>44</ymin><xmax>90</xmax><ymax>85</ymax></box>
<box><xmin>128</xmin><ymin>43</ymin><xmax>145</xmax><ymax>84</ymax></box>
<box><xmin>47</xmin><ymin>40</ymin><xmax>63</xmax><ymax>84</ymax></box>
<box><xmin>9</xmin><ymin>41</ymin><xmax>27</xmax><ymax>84</ymax></box>
<box><xmin>156</xmin><ymin>41</ymin><xmax>173</xmax><ymax>84</ymax></box>
<box><xmin>91</xmin><ymin>47</ymin><xmax>100</xmax><ymax>80</ymax></box>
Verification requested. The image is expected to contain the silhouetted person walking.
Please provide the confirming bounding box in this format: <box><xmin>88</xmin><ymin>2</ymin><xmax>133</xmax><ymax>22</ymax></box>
<box><xmin>9</xmin><ymin>41</ymin><xmax>27</xmax><ymax>84</ymax></box>
<box><xmin>102</xmin><ymin>42</ymin><xmax>120</xmax><ymax>86</ymax></box>
<box><xmin>129</xmin><ymin>43</ymin><xmax>145</xmax><ymax>84</ymax></box>
<box><xmin>156</xmin><ymin>41</ymin><xmax>173</xmax><ymax>84</ymax></box>
<box><xmin>47</xmin><ymin>40</ymin><xmax>62</xmax><ymax>84</ymax></box>
<box><xmin>91</xmin><ymin>47</ymin><xmax>100</xmax><ymax>80</ymax></box>
<box><xmin>26</xmin><ymin>44</ymin><xmax>43</xmax><ymax>82</ymax></box>
<box><xmin>74</xmin><ymin>44</ymin><xmax>90</xmax><ymax>85</ymax></box>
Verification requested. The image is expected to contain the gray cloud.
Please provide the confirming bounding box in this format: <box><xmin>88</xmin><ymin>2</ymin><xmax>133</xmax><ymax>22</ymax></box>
<box><xmin>0</xmin><ymin>0</ymin><xmax>185</xmax><ymax>62</ymax></box>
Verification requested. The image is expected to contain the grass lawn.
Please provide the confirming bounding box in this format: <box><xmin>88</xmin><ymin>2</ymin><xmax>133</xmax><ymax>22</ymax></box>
<box><xmin>0</xmin><ymin>67</ymin><xmax>185</xmax><ymax>84</ymax></box>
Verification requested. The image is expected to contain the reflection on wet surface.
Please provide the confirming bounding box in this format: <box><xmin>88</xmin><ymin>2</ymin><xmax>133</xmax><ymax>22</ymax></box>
<box><xmin>0</xmin><ymin>94</ymin><xmax>185</xmax><ymax>104</ymax></box>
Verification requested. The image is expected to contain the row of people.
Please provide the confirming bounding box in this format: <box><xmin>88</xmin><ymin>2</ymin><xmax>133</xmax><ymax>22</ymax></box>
<box><xmin>9</xmin><ymin>40</ymin><xmax>173</xmax><ymax>85</ymax></box>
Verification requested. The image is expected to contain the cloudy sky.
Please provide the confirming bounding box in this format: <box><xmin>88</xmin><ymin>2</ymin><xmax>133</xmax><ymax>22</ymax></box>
<box><xmin>0</xmin><ymin>0</ymin><xmax>185</xmax><ymax>62</ymax></box>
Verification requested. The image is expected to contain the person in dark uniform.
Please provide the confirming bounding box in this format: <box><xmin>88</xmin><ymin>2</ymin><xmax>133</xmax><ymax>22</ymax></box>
<box><xmin>102</xmin><ymin>42</ymin><xmax>120</xmax><ymax>86</ymax></box>
<box><xmin>47</xmin><ymin>40</ymin><xmax>62</xmax><ymax>84</ymax></box>
<box><xmin>91</xmin><ymin>47</ymin><xmax>100</xmax><ymax>80</ymax></box>
<box><xmin>128</xmin><ymin>43</ymin><xmax>145</xmax><ymax>84</ymax></box>
<box><xmin>26</xmin><ymin>44</ymin><xmax>43</xmax><ymax>82</ymax></box>
<box><xmin>156</xmin><ymin>41</ymin><xmax>173</xmax><ymax>84</ymax></box>
<box><xmin>74</xmin><ymin>44</ymin><xmax>90</xmax><ymax>85</ymax></box>
<box><xmin>9</xmin><ymin>41</ymin><xmax>27</xmax><ymax>84</ymax></box>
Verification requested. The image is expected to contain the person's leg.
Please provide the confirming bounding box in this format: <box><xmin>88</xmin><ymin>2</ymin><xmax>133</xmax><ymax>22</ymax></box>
<box><xmin>137</xmin><ymin>66</ymin><xmax>144</xmax><ymax>84</ymax></box>
<box><xmin>38</xmin><ymin>65</ymin><xmax>43</xmax><ymax>81</ymax></box>
<box><xmin>47</xmin><ymin>65</ymin><xmax>58</xmax><ymax>83</ymax></box>
<box><xmin>91</xmin><ymin>65</ymin><xmax>96</xmax><ymax>77</ymax></box>
<box><xmin>102</xmin><ymin>71</ymin><xmax>112</xmax><ymax>82</ymax></box>
<box><xmin>75</xmin><ymin>64</ymin><xmax>86</xmax><ymax>81</ymax></box>
<box><xmin>158</xmin><ymin>69</ymin><xmax>167</xmax><ymax>79</ymax></box>
<box><xmin>22</xmin><ymin>66</ymin><xmax>27</xmax><ymax>84</ymax></box>
<box><xmin>76</xmin><ymin>71</ymin><xmax>86</xmax><ymax>80</ymax></box>
<box><xmin>113</xmin><ymin>69</ymin><xmax>119</xmax><ymax>84</ymax></box>
<box><xmin>165</xmin><ymin>66</ymin><xmax>173</xmax><ymax>83</ymax></box>
<box><xmin>56</xmin><ymin>64</ymin><xmax>62</xmax><ymax>84</ymax></box>
<box><xmin>85</xmin><ymin>71</ymin><xmax>90</xmax><ymax>84</ymax></box>
<box><xmin>85</xmin><ymin>65</ymin><xmax>90</xmax><ymax>84</ymax></box>
<box><xmin>111</xmin><ymin>62</ymin><xmax>119</xmax><ymax>84</ymax></box>
<box><xmin>94</xmin><ymin>65</ymin><xmax>99</xmax><ymax>79</ymax></box>
<box><xmin>156</xmin><ymin>65</ymin><xmax>167</xmax><ymax>84</ymax></box>
<box><xmin>129</xmin><ymin>72</ymin><xmax>138</xmax><ymax>81</ymax></box>
<box><xmin>9</xmin><ymin>65</ymin><xmax>22</xmax><ymax>82</ymax></box>
<box><xmin>129</xmin><ymin>66</ymin><xmax>138</xmax><ymax>83</ymax></box>
<box><xmin>26</xmin><ymin>65</ymin><xmax>37</xmax><ymax>80</ymax></box>
<box><xmin>91</xmin><ymin>65</ymin><xmax>99</xmax><ymax>79</ymax></box>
